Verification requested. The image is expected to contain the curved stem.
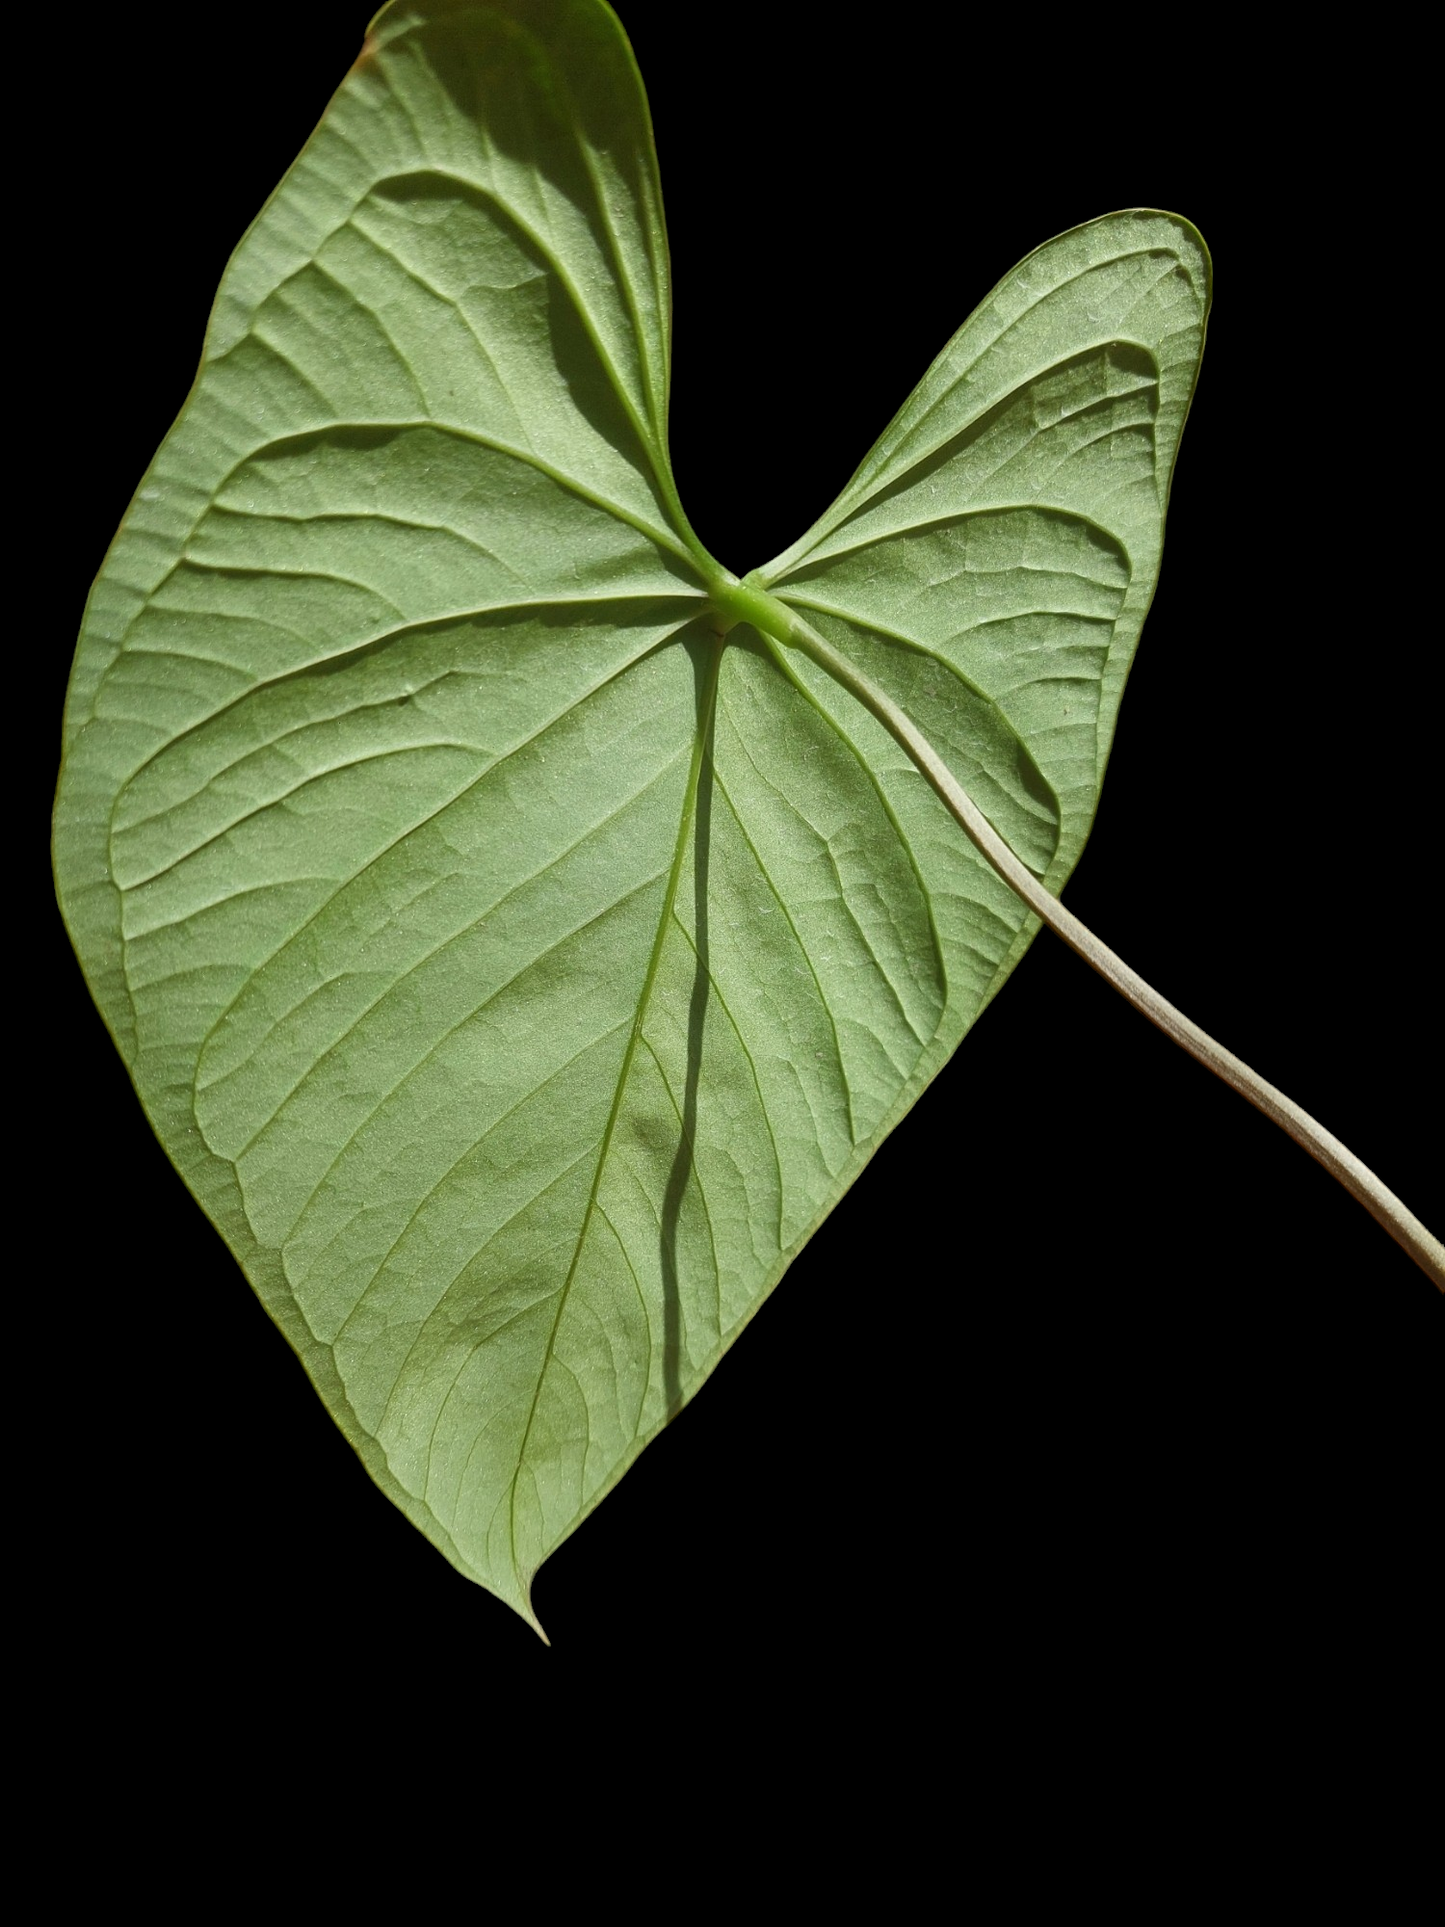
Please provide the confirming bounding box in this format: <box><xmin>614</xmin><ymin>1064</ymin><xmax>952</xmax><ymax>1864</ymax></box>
<box><xmin>773</xmin><ymin>607</ymin><xmax>1444</xmax><ymax>1291</ymax></box>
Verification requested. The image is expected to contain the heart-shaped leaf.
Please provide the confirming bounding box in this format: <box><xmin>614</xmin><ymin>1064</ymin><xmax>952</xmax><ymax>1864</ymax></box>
<box><xmin>54</xmin><ymin>0</ymin><xmax>1208</xmax><ymax>1626</ymax></box>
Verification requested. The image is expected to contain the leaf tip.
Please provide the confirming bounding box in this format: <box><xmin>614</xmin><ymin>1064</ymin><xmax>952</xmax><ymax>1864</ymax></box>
<box><xmin>519</xmin><ymin>1592</ymin><xmax>551</xmax><ymax>1648</ymax></box>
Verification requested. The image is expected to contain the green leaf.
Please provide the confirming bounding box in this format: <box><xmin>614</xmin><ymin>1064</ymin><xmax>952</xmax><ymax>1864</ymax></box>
<box><xmin>55</xmin><ymin>0</ymin><xmax>1210</xmax><ymax>1627</ymax></box>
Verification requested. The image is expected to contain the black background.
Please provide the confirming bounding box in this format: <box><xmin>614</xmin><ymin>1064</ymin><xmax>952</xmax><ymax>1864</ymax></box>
<box><xmin>43</xmin><ymin>2</ymin><xmax>1436</xmax><ymax>1718</ymax></box>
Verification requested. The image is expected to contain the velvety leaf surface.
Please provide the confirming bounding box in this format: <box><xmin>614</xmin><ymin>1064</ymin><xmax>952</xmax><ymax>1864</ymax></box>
<box><xmin>54</xmin><ymin>0</ymin><xmax>1208</xmax><ymax>1625</ymax></box>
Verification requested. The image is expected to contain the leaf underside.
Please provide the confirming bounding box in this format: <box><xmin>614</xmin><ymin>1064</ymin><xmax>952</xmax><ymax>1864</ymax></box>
<box><xmin>55</xmin><ymin>0</ymin><xmax>1208</xmax><ymax>1626</ymax></box>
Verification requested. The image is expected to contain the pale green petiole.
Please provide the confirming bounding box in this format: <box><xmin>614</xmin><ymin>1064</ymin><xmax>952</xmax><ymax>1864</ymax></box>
<box><xmin>730</xmin><ymin>591</ymin><xmax>1444</xmax><ymax>1291</ymax></box>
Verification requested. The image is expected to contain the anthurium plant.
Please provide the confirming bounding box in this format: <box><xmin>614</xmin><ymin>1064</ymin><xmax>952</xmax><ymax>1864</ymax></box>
<box><xmin>54</xmin><ymin>0</ymin><xmax>1441</xmax><ymax>1635</ymax></box>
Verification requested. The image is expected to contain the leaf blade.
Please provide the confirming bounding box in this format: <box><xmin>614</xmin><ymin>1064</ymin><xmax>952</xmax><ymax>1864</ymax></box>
<box><xmin>55</xmin><ymin>5</ymin><xmax>1210</xmax><ymax>1623</ymax></box>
